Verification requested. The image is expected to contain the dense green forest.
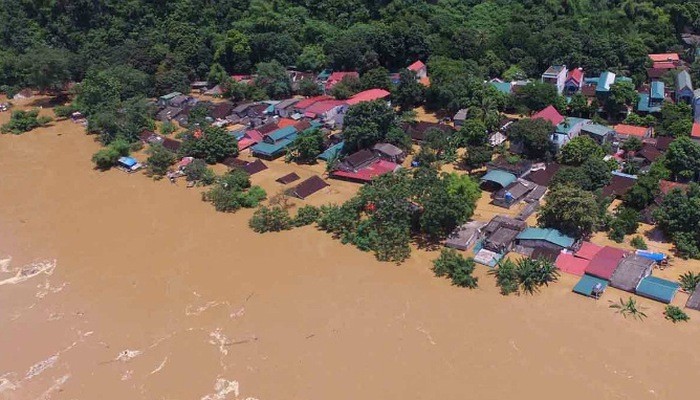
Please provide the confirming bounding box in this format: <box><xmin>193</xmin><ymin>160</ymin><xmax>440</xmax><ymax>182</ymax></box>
<box><xmin>1</xmin><ymin>0</ymin><xmax>699</xmax><ymax>98</ymax></box>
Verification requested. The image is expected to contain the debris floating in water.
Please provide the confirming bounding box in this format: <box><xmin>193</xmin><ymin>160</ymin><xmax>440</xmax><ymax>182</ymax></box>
<box><xmin>0</xmin><ymin>259</ymin><xmax>57</xmax><ymax>286</ymax></box>
<box><xmin>25</xmin><ymin>355</ymin><xmax>59</xmax><ymax>380</ymax></box>
<box><xmin>200</xmin><ymin>378</ymin><xmax>239</xmax><ymax>400</ymax></box>
<box><xmin>115</xmin><ymin>349</ymin><xmax>142</xmax><ymax>362</ymax></box>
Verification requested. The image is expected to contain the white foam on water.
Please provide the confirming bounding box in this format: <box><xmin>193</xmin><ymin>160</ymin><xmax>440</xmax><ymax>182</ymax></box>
<box><xmin>38</xmin><ymin>374</ymin><xmax>70</xmax><ymax>400</ymax></box>
<box><xmin>0</xmin><ymin>373</ymin><xmax>19</xmax><ymax>393</ymax></box>
<box><xmin>36</xmin><ymin>281</ymin><xmax>67</xmax><ymax>299</ymax></box>
<box><xmin>121</xmin><ymin>370</ymin><xmax>133</xmax><ymax>381</ymax></box>
<box><xmin>24</xmin><ymin>355</ymin><xmax>59</xmax><ymax>380</ymax></box>
<box><xmin>209</xmin><ymin>329</ymin><xmax>230</xmax><ymax>356</ymax></box>
<box><xmin>150</xmin><ymin>357</ymin><xmax>168</xmax><ymax>375</ymax></box>
<box><xmin>0</xmin><ymin>257</ymin><xmax>12</xmax><ymax>273</ymax></box>
<box><xmin>115</xmin><ymin>349</ymin><xmax>142</xmax><ymax>362</ymax></box>
<box><xmin>186</xmin><ymin>300</ymin><xmax>228</xmax><ymax>316</ymax></box>
<box><xmin>200</xmin><ymin>378</ymin><xmax>239</xmax><ymax>400</ymax></box>
<box><xmin>0</xmin><ymin>259</ymin><xmax>57</xmax><ymax>286</ymax></box>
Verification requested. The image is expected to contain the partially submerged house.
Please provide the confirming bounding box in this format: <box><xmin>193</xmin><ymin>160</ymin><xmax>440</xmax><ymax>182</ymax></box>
<box><xmin>372</xmin><ymin>143</ymin><xmax>405</xmax><ymax>163</ymax></box>
<box><xmin>541</xmin><ymin>65</ymin><xmax>568</xmax><ymax>94</ymax></box>
<box><xmin>636</xmin><ymin>276</ymin><xmax>680</xmax><ymax>304</ymax></box>
<box><xmin>492</xmin><ymin>179</ymin><xmax>541</xmax><ymax>208</ymax></box>
<box><xmin>686</xmin><ymin>284</ymin><xmax>700</xmax><ymax>311</ymax></box>
<box><xmin>291</xmin><ymin>175</ymin><xmax>329</xmax><ymax>199</ymax></box>
<box><xmin>524</xmin><ymin>163</ymin><xmax>561</xmax><ymax>187</ymax></box>
<box><xmin>481</xmin><ymin>215</ymin><xmax>528</xmax><ymax>253</ymax></box>
<box><xmin>480</xmin><ymin>169</ymin><xmax>517</xmax><ymax>191</ymax></box>
<box><xmin>609</xmin><ymin>254</ymin><xmax>654</xmax><ymax>292</ymax></box>
<box><xmin>637</xmin><ymin>81</ymin><xmax>664</xmax><ymax>114</ymax></box>
<box><xmin>331</xmin><ymin>149</ymin><xmax>401</xmax><ymax>183</ymax></box>
<box><xmin>515</xmin><ymin>227</ymin><xmax>575</xmax><ymax>252</ymax></box>
<box><xmin>601</xmin><ymin>171</ymin><xmax>637</xmax><ymax>199</ymax></box>
<box><xmin>445</xmin><ymin>221</ymin><xmax>486</xmax><ymax>251</ymax></box>
<box><xmin>251</xmin><ymin>126</ymin><xmax>298</xmax><ymax>159</ymax></box>
<box><xmin>585</xmin><ymin>246</ymin><xmax>627</xmax><ymax>280</ymax></box>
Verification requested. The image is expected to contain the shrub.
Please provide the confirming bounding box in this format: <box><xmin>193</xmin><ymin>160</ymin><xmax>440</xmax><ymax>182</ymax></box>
<box><xmin>432</xmin><ymin>248</ymin><xmax>478</xmax><ymax>288</ymax></box>
<box><xmin>1</xmin><ymin>109</ymin><xmax>53</xmax><ymax>134</ymax></box>
<box><xmin>91</xmin><ymin>138</ymin><xmax>131</xmax><ymax>170</ymax></box>
<box><xmin>516</xmin><ymin>257</ymin><xmax>559</xmax><ymax>294</ymax></box>
<box><xmin>609</xmin><ymin>297</ymin><xmax>647</xmax><ymax>320</ymax></box>
<box><xmin>293</xmin><ymin>205</ymin><xmax>321</xmax><ymax>227</ymax></box>
<box><xmin>239</xmin><ymin>185</ymin><xmax>267</xmax><ymax>208</ymax></box>
<box><xmin>146</xmin><ymin>144</ymin><xmax>176</xmax><ymax>178</ymax></box>
<box><xmin>160</xmin><ymin>121</ymin><xmax>176</xmax><ymax>136</ymax></box>
<box><xmin>249</xmin><ymin>206</ymin><xmax>293</xmax><ymax>233</ymax></box>
<box><xmin>664</xmin><ymin>305</ymin><xmax>689</xmax><ymax>323</ymax></box>
<box><xmin>678</xmin><ymin>271</ymin><xmax>700</xmax><ymax>293</ymax></box>
<box><xmin>630</xmin><ymin>236</ymin><xmax>647</xmax><ymax>250</ymax></box>
<box><xmin>183</xmin><ymin>159</ymin><xmax>216</xmax><ymax>185</ymax></box>
<box><xmin>54</xmin><ymin>103</ymin><xmax>79</xmax><ymax>119</ymax></box>
<box><xmin>491</xmin><ymin>259</ymin><xmax>519</xmax><ymax>295</ymax></box>
<box><xmin>203</xmin><ymin>170</ymin><xmax>265</xmax><ymax>212</ymax></box>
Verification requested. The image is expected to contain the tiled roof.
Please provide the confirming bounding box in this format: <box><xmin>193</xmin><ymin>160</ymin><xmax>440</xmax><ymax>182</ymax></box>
<box><xmin>649</xmin><ymin>53</ymin><xmax>679</xmax><ymax>62</ymax></box>
<box><xmin>407</xmin><ymin>60</ymin><xmax>426</xmax><ymax>71</ymax></box>
<box><xmin>613</xmin><ymin>124</ymin><xmax>650</xmax><ymax>137</ymax></box>
<box><xmin>346</xmin><ymin>89</ymin><xmax>391</xmax><ymax>105</ymax></box>
<box><xmin>566</xmin><ymin>68</ymin><xmax>584</xmax><ymax>84</ymax></box>
<box><xmin>692</xmin><ymin>122</ymin><xmax>700</xmax><ymax>138</ymax></box>
<box><xmin>532</xmin><ymin>105</ymin><xmax>565</xmax><ymax>126</ymax></box>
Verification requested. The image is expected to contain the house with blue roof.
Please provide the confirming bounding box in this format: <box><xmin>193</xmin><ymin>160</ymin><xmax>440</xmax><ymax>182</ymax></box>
<box><xmin>638</xmin><ymin>81</ymin><xmax>664</xmax><ymax>114</ymax></box>
<box><xmin>489</xmin><ymin>81</ymin><xmax>512</xmax><ymax>95</ymax></box>
<box><xmin>516</xmin><ymin>227</ymin><xmax>576</xmax><ymax>252</ymax></box>
<box><xmin>676</xmin><ymin>70</ymin><xmax>694</xmax><ymax>104</ymax></box>
<box><xmin>552</xmin><ymin>117</ymin><xmax>589</xmax><ymax>149</ymax></box>
<box><xmin>595</xmin><ymin>71</ymin><xmax>616</xmax><ymax>97</ymax></box>
<box><xmin>251</xmin><ymin>126</ymin><xmax>299</xmax><ymax>159</ymax></box>
<box><xmin>317</xmin><ymin>141</ymin><xmax>345</xmax><ymax>161</ymax></box>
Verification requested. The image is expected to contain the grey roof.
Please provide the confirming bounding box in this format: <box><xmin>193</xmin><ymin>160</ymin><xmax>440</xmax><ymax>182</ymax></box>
<box><xmin>677</xmin><ymin>70</ymin><xmax>693</xmax><ymax>91</ymax></box>
<box><xmin>609</xmin><ymin>254</ymin><xmax>654</xmax><ymax>292</ymax></box>
<box><xmin>445</xmin><ymin>221</ymin><xmax>485</xmax><ymax>251</ymax></box>
<box><xmin>372</xmin><ymin>143</ymin><xmax>404</xmax><ymax>157</ymax></box>
<box><xmin>275</xmin><ymin>98</ymin><xmax>300</xmax><ymax>110</ymax></box>
<box><xmin>454</xmin><ymin>109</ymin><xmax>468</xmax><ymax>121</ymax></box>
<box><xmin>483</xmin><ymin>215</ymin><xmax>527</xmax><ymax>235</ymax></box>
<box><xmin>686</xmin><ymin>285</ymin><xmax>700</xmax><ymax>311</ymax></box>
<box><xmin>543</xmin><ymin>65</ymin><xmax>565</xmax><ymax>76</ymax></box>
<box><xmin>484</xmin><ymin>227</ymin><xmax>520</xmax><ymax>252</ymax></box>
<box><xmin>582</xmin><ymin>123</ymin><xmax>614</xmax><ymax>137</ymax></box>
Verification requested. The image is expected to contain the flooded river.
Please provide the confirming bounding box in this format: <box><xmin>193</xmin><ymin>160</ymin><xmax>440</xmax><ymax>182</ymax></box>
<box><xmin>1</xmin><ymin>103</ymin><xmax>699</xmax><ymax>399</ymax></box>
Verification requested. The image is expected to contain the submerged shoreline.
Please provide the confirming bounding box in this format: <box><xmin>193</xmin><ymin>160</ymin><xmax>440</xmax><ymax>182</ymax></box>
<box><xmin>2</xmin><ymin>101</ymin><xmax>700</xmax><ymax>399</ymax></box>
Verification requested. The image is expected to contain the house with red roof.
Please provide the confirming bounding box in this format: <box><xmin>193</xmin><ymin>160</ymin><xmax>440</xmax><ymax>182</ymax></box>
<box><xmin>649</xmin><ymin>53</ymin><xmax>680</xmax><ymax>70</ymax></box>
<box><xmin>692</xmin><ymin>122</ymin><xmax>700</xmax><ymax>143</ymax></box>
<box><xmin>324</xmin><ymin>71</ymin><xmax>359</xmax><ymax>91</ymax></box>
<box><xmin>564</xmin><ymin>68</ymin><xmax>584</xmax><ymax>95</ymax></box>
<box><xmin>294</xmin><ymin>95</ymin><xmax>333</xmax><ymax>112</ymax></box>
<box><xmin>585</xmin><ymin>246</ymin><xmax>628</xmax><ymax>280</ymax></box>
<box><xmin>532</xmin><ymin>105</ymin><xmax>565</xmax><ymax>126</ymax></box>
<box><xmin>237</xmin><ymin>129</ymin><xmax>264</xmax><ymax>151</ymax></box>
<box><xmin>346</xmin><ymin>89</ymin><xmax>391</xmax><ymax>106</ymax></box>
<box><xmin>303</xmin><ymin>100</ymin><xmax>347</xmax><ymax>120</ymax></box>
<box><xmin>555</xmin><ymin>253</ymin><xmax>589</xmax><ymax>276</ymax></box>
<box><xmin>613</xmin><ymin>124</ymin><xmax>652</xmax><ymax>139</ymax></box>
<box><xmin>407</xmin><ymin>60</ymin><xmax>427</xmax><ymax>79</ymax></box>
<box><xmin>330</xmin><ymin>149</ymin><xmax>401</xmax><ymax>183</ymax></box>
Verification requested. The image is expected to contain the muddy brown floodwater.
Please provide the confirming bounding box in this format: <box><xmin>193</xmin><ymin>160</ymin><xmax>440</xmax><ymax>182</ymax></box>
<box><xmin>1</xmin><ymin>100</ymin><xmax>700</xmax><ymax>400</ymax></box>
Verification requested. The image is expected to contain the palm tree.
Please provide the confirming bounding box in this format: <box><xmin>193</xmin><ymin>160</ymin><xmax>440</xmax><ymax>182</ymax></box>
<box><xmin>678</xmin><ymin>271</ymin><xmax>700</xmax><ymax>293</ymax></box>
<box><xmin>609</xmin><ymin>297</ymin><xmax>647</xmax><ymax>321</ymax></box>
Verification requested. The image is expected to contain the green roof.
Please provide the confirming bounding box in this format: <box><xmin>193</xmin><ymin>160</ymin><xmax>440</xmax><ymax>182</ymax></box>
<box><xmin>159</xmin><ymin>92</ymin><xmax>182</xmax><ymax>100</ymax></box>
<box><xmin>252</xmin><ymin>137</ymin><xmax>295</xmax><ymax>157</ymax></box>
<box><xmin>555</xmin><ymin>117</ymin><xmax>588</xmax><ymax>134</ymax></box>
<box><xmin>516</xmin><ymin>227</ymin><xmax>575</xmax><ymax>248</ymax></box>
<box><xmin>480</xmin><ymin>170</ymin><xmax>517</xmax><ymax>188</ymax></box>
<box><xmin>490</xmin><ymin>82</ymin><xmax>512</xmax><ymax>94</ymax></box>
<box><xmin>573</xmin><ymin>274</ymin><xmax>609</xmax><ymax>298</ymax></box>
<box><xmin>582</xmin><ymin>123</ymin><xmax>613</xmax><ymax>137</ymax></box>
<box><xmin>317</xmin><ymin>141</ymin><xmax>344</xmax><ymax>161</ymax></box>
<box><xmin>635</xmin><ymin>276</ymin><xmax>679</xmax><ymax>304</ymax></box>
<box><xmin>637</xmin><ymin>94</ymin><xmax>661</xmax><ymax>113</ymax></box>
<box><xmin>651</xmin><ymin>81</ymin><xmax>664</xmax><ymax>99</ymax></box>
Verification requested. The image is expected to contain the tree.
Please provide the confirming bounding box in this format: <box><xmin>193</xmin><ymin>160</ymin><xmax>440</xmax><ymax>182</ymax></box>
<box><xmin>657</xmin><ymin>102</ymin><xmax>693</xmax><ymax>137</ymax></box>
<box><xmin>630</xmin><ymin>236</ymin><xmax>647</xmax><ymax>250</ymax></box>
<box><xmin>146</xmin><ymin>144</ymin><xmax>176</xmax><ymax>178</ymax></box>
<box><xmin>568</xmin><ymin>93</ymin><xmax>591</xmax><ymax>117</ymax></box>
<box><xmin>330</xmin><ymin>75</ymin><xmax>362</xmax><ymax>99</ymax></box>
<box><xmin>621</xmin><ymin>136</ymin><xmax>643</xmax><ymax>152</ymax></box>
<box><xmin>653</xmin><ymin>184</ymin><xmax>700</xmax><ymax>259</ymax></box>
<box><xmin>19</xmin><ymin>46</ymin><xmax>75</xmax><ymax>93</ymax></box>
<box><xmin>604</xmin><ymin>81</ymin><xmax>637</xmax><ymax>118</ymax></box>
<box><xmin>678</xmin><ymin>271</ymin><xmax>700</xmax><ymax>293</ymax></box>
<box><xmin>491</xmin><ymin>259</ymin><xmax>520</xmax><ymax>295</ymax></box>
<box><xmin>296</xmin><ymin>45</ymin><xmax>327</xmax><ymax>72</ymax></box>
<box><xmin>461</xmin><ymin>145</ymin><xmax>493</xmax><ymax>171</ymax></box>
<box><xmin>207</xmin><ymin>63</ymin><xmax>228</xmax><ymax>85</ymax></box>
<box><xmin>538</xmin><ymin>185</ymin><xmax>599</xmax><ymax>237</ymax></box>
<box><xmin>298</xmin><ymin>78</ymin><xmax>321</xmax><ymax>96</ymax></box>
<box><xmin>432</xmin><ymin>249</ymin><xmax>478</xmax><ymax>289</ymax></box>
<box><xmin>360</xmin><ymin>67</ymin><xmax>391</xmax><ymax>91</ymax></box>
<box><xmin>180</xmin><ymin>126</ymin><xmax>238</xmax><ymax>164</ymax></box>
<box><xmin>213</xmin><ymin>29</ymin><xmax>251</xmax><ymax>73</ymax></box>
<box><xmin>458</xmin><ymin>119</ymin><xmax>489</xmax><ymax>147</ymax></box>
<box><xmin>0</xmin><ymin>109</ymin><xmax>52</xmax><ymax>134</ymax></box>
<box><xmin>91</xmin><ymin>139</ymin><xmax>130</xmax><ymax>170</ymax></box>
<box><xmin>393</xmin><ymin>69</ymin><xmax>424</xmax><ymax>111</ymax></box>
<box><xmin>183</xmin><ymin>159</ymin><xmax>216</xmax><ymax>185</ymax></box>
<box><xmin>559</xmin><ymin>136</ymin><xmax>605</xmax><ymax>166</ymax></box>
<box><xmin>249</xmin><ymin>206</ymin><xmax>293</xmax><ymax>233</ymax></box>
<box><xmin>422</xmin><ymin>128</ymin><xmax>458</xmax><ymax>162</ymax></box>
<box><xmin>508</xmin><ymin>118</ymin><xmax>555</xmax><ymax>160</ymax></box>
<box><xmin>664</xmin><ymin>137</ymin><xmax>700</xmax><ymax>181</ymax></box>
<box><xmin>293</xmin><ymin>205</ymin><xmax>321</xmax><ymax>227</ymax></box>
<box><xmin>254</xmin><ymin>60</ymin><xmax>292</xmax><ymax>99</ymax></box>
<box><xmin>517</xmin><ymin>82</ymin><xmax>558</xmax><ymax>112</ymax></box>
<box><xmin>287</xmin><ymin>129</ymin><xmax>325</xmax><ymax>164</ymax></box>
<box><xmin>342</xmin><ymin>100</ymin><xmax>397</xmax><ymax>152</ymax></box>
<box><xmin>515</xmin><ymin>257</ymin><xmax>559</xmax><ymax>295</ymax></box>
<box><xmin>204</xmin><ymin>170</ymin><xmax>266</xmax><ymax>212</ymax></box>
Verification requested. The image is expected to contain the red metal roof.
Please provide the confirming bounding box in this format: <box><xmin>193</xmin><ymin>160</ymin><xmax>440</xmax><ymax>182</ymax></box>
<box><xmin>532</xmin><ymin>105</ymin><xmax>564</xmax><ymax>126</ymax></box>
<box><xmin>574</xmin><ymin>242</ymin><xmax>603</xmax><ymax>261</ymax></box>
<box><xmin>325</xmin><ymin>71</ymin><xmax>359</xmax><ymax>90</ymax></box>
<box><xmin>407</xmin><ymin>60</ymin><xmax>426</xmax><ymax>71</ymax></box>
<box><xmin>555</xmin><ymin>253</ymin><xmax>589</xmax><ymax>276</ymax></box>
<box><xmin>346</xmin><ymin>89</ymin><xmax>391</xmax><ymax>105</ymax></box>
<box><xmin>566</xmin><ymin>68</ymin><xmax>584</xmax><ymax>84</ymax></box>
<box><xmin>613</xmin><ymin>124</ymin><xmax>650</xmax><ymax>137</ymax></box>
<box><xmin>649</xmin><ymin>53</ymin><xmax>679</xmax><ymax>62</ymax></box>
<box><xmin>692</xmin><ymin>123</ymin><xmax>700</xmax><ymax>138</ymax></box>
<box><xmin>305</xmin><ymin>100</ymin><xmax>346</xmax><ymax>115</ymax></box>
<box><xmin>652</xmin><ymin>61</ymin><xmax>677</xmax><ymax>70</ymax></box>
<box><xmin>331</xmin><ymin>159</ymin><xmax>399</xmax><ymax>182</ymax></box>
<box><xmin>276</xmin><ymin>118</ymin><xmax>296</xmax><ymax>128</ymax></box>
<box><xmin>659</xmin><ymin>180</ymin><xmax>688</xmax><ymax>195</ymax></box>
<box><xmin>295</xmin><ymin>95</ymin><xmax>332</xmax><ymax>110</ymax></box>
<box><xmin>585</xmin><ymin>246</ymin><xmax>627</xmax><ymax>280</ymax></box>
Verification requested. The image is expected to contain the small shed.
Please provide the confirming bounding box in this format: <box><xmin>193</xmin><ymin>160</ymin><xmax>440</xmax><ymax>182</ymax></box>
<box><xmin>292</xmin><ymin>175</ymin><xmax>329</xmax><ymax>199</ymax></box>
<box><xmin>276</xmin><ymin>172</ymin><xmax>301</xmax><ymax>185</ymax></box>
<box><xmin>636</xmin><ymin>276</ymin><xmax>680</xmax><ymax>304</ymax></box>
<box><xmin>573</xmin><ymin>274</ymin><xmax>609</xmax><ymax>299</ymax></box>
<box><xmin>609</xmin><ymin>254</ymin><xmax>654</xmax><ymax>292</ymax></box>
<box><xmin>686</xmin><ymin>285</ymin><xmax>700</xmax><ymax>311</ymax></box>
<box><xmin>445</xmin><ymin>221</ymin><xmax>486</xmax><ymax>251</ymax></box>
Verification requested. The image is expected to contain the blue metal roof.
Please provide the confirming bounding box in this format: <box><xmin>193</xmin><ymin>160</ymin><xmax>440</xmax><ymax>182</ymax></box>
<box><xmin>118</xmin><ymin>156</ymin><xmax>137</xmax><ymax>168</ymax></box>
<box><xmin>317</xmin><ymin>141</ymin><xmax>345</xmax><ymax>161</ymax></box>
<box><xmin>637</xmin><ymin>94</ymin><xmax>661</xmax><ymax>113</ymax></box>
<box><xmin>267</xmin><ymin>126</ymin><xmax>298</xmax><ymax>142</ymax></box>
<box><xmin>480</xmin><ymin>170</ymin><xmax>517</xmax><ymax>188</ymax></box>
<box><xmin>516</xmin><ymin>227</ymin><xmax>575</xmax><ymax>248</ymax></box>
<box><xmin>651</xmin><ymin>81</ymin><xmax>665</xmax><ymax>99</ymax></box>
<box><xmin>251</xmin><ymin>136</ymin><xmax>296</xmax><ymax>157</ymax></box>
<box><xmin>490</xmin><ymin>82</ymin><xmax>512</xmax><ymax>94</ymax></box>
<box><xmin>636</xmin><ymin>276</ymin><xmax>679</xmax><ymax>304</ymax></box>
<box><xmin>555</xmin><ymin>117</ymin><xmax>588</xmax><ymax>134</ymax></box>
<box><xmin>573</xmin><ymin>274</ymin><xmax>609</xmax><ymax>298</ymax></box>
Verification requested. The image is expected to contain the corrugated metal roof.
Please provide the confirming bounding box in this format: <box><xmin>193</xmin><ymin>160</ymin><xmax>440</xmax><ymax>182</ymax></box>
<box><xmin>517</xmin><ymin>227</ymin><xmax>575</xmax><ymax>248</ymax></box>
<box><xmin>636</xmin><ymin>276</ymin><xmax>679</xmax><ymax>304</ymax></box>
<box><xmin>573</xmin><ymin>274</ymin><xmax>609</xmax><ymax>298</ymax></box>
<box><xmin>582</xmin><ymin>123</ymin><xmax>613</xmax><ymax>137</ymax></box>
<box><xmin>677</xmin><ymin>70</ymin><xmax>693</xmax><ymax>91</ymax></box>
<box><xmin>267</xmin><ymin>126</ymin><xmax>298</xmax><ymax>142</ymax></box>
<box><xmin>651</xmin><ymin>81</ymin><xmax>665</xmax><ymax>99</ymax></box>
<box><xmin>480</xmin><ymin>170</ymin><xmax>517</xmax><ymax>188</ymax></box>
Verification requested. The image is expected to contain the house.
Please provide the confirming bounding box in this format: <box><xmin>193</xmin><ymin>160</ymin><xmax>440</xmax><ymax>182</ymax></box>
<box><xmin>303</xmin><ymin>100</ymin><xmax>346</xmax><ymax>120</ymax></box>
<box><xmin>637</xmin><ymin>81</ymin><xmax>664</xmax><ymax>114</ymax></box>
<box><xmin>117</xmin><ymin>156</ymin><xmax>142</xmax><ymax>173</ymax></box>
<box><xmin>274</xmin><ymin>98</ymin><xmax>300</xmax><ymax>117</ymax></box>
<box><xmin>492</xmin><ymin>179</ymin><xmax>540</xmax><ymax>208</ymax></box>
<box><xmin>170</xmin><ymin>94</ymin><xmax>192</xmax><ymax>108</ymax></box>
<box><xmin>541</xmin><ymin>65</ymin><xmax>568</xmax><ymax>94</ymax></box>
<box><xmin>524</xmin><ymin>163</ymin><xmax>561</xmax><ymax>187</ymax></box>
<box><xmin>453</xmin><ymin>109</ymin><xmax>468</xmax><ymax>127</ymax></box>
<box><xmin>204</xmin><ymin>85</ymin><xmax>222</xmax><ymax>97</ymax></box>
<box><xmin>330</xmin><ymin>149</ymin><xmax>401</xmax><ymax>183</ymax></box>
<box><xmin>294</xmin><ymin>96</ymin><xmax>333</xmax><ymax>113</ymax></box>
<box><xmin>251</xmin><ymin>126</ymin><xmax>298</xmax><ymax>159</ymax></box>
<box><xmin>601</xmin><ymin>171</ymin><xmax>638</xmax><ymax>198</ymax></box>
<box><xmin>636</xmin><ymin>276</ymin><xmax>680</xmax><ymax>304</ymax></box>
<box><xmin>646</xmin><ymin>68</ymin><xmax>669</xmax><ymax>81</ymax></box>
<box><xmin>635</xmin><ymin>144</ymin><xmax>663</xmax><ymax>165</ymax></box>
<box><xmin>156</xmin><ymin>106</ymin><xmax>183</xmax><ymax>122</ymax></box>
<box><xmin>609</xmin><ymin>254</ymin><xmax>654</xmax><ymax>292</ymax></box>
<box><xmin>325</xmin><ymin>71</ymin><xmax>359</xmax><ymax>91</ymax></box>
<box><xmin>516</xmin><ymin>227</ymin><xmax>575</xmax><ymax>252</ymax></box>
<box><xmin>317</xmin><ymin>141</ymin><xmax>345</xmax><ymax>162</ymax></box>
<box><xmin>552</xmin><ymin>117</ymin><xmax>589</xmax><ymax>149</ymax></box>
<box><xmin>210</xmin><ymin>102</ymin><xmax>234</xmax><ymax>121</ymax></box>
<box><xmin>580</xmin><ymin>123</ymin><xmax>615</xmax><ymax>144</ymax></box>
<box><xmin>372</xmin><ymin>143</ymin><xmax>405</xmax><ymax>163</ymax></box>
<box><xmin>407</xmin><ymin>60</ymin><xmax>427</xmax><ymax>79</ymax></box>
<box><xmin>532</xmin><ymin>105</ymin><xmax>564</xmax><ymax>126</ymax></box>
<box><xmin>191</xmin><ymin>81</ymin><xmax>209</xmax><ymax>91</ymax></box>
<box><xmin>595</xmin><ymin>71</ymin><xmax>616</xmax><ymax>98</ymax></box>
<box><xmin>555</xmin><ymin>253</ymin><xmax>590</xmax><ymax>276</ymax></box>
<box><xmin>676</xmin><ymin>70</ymin><xmax>694</xmax><ymax>104</ymax></box>
<box><xmin>403</xmin><ymin>121</ymin><xmax>455</xmax><ymax>142</ymax></box>
<box><xmin>692</xmin><ymin>123</ymin><xmax>700</xmax><ymax>143</ymax></box>
<box><xmin>346</xmin><ymin>89</ymin><xmax>391</xmax><ymax>106</ymax></box>
<box><xmin>613</xmin><ymin>124</ymin><xmax>652</xmax><ymax>140</ymax></box>
<box><xmin>486</xmin><ymin>157</ymin><xmax>532</xmax><ymax>178</ymax></box>
<box><xmin>585</xmin><ymin>246</ymin><xmax>627</xmax><ymax>280</ymax></box>
<box><xmin>564</xmin><ymin>68</ymin><xmax>584</xmax><ymax>95</ymax></box>
<box><xmin>649</xmin><ymin>53</ymin><xmax>680</xmax><ymax>69</ymax></box>
<box><xmin>694</xmin><ymin>89</ymin><xmax>700</xmax><ymax>122</ymax></box>
<box><xmin>480</xmin><ymin>169</ymin><xmax>517</xmax><ymax>191</ymax></box>
<box><xmin>445</xmin><ymin>221</ymin><xmax>486</xmax><ymax>251</ymax></box>
<box><xmin>158</xmin><ymin>92</ymin><xmax>182</xmax><ymax>107</ymax></box>
<box><xmin>276</xmin><ymin>172</ymin><xmax>301</xmax><ymax>185</ymax></box>
<box><xmin>240</xmin><ymin>159</ymin><xmax>268</xmax><ymax>175</ymax></box>
<box><xmin>237</xmin><ymin>129</ymin><xmax>264</xmax><ymax>151</ymax></box>
<box><xmin>489</xmin><ymin>132</ymin><xmax>507</xmax><ymax>147</ymax></box>
<box><xmin>686</xmin><ymin>284</ymin><xmax>700</xmax><ymax>311</ymax></box>
<box><xmin>481</xmin><ymin>215</ymin><xmax>528</xmax><ymax>253</ymax></box>
<box><xmin>291</xmin><ymin>175</ymin><xmax>329</xmax><ymax>199</ymax></box>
